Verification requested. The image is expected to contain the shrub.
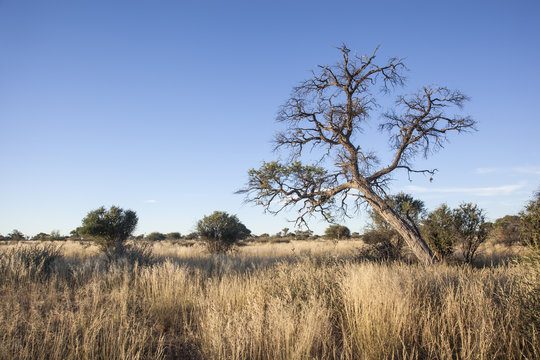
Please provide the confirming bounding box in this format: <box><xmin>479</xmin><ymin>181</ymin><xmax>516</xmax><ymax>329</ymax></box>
<box><xmin>490</xmin><ymin>215</ymin><xmax>522</xmax><ymax>246</ymax></box>
<box><xmin>146</xmin><ymin>232</ymin><xmax>166</xmax><ymax>241</ymax></box>
<box><xmin>422</xmin><ymin>204</ymin><xmax>455</xmax><ymax>260</ymax></box>
<box><xmin>31</xmin><ymin>232</ymin><xmax>50</xmax><ymax>241</ymax></box>
<box><xmin>78</xmin><ymin>206</ymin><xmax>138</xmax><ymax>251</ymax></box>
<box><xmin>166</xmin><ymin>232</ymin><xmax>182</xmax><ymax>240</ymax></box>
<box><xmin>361</xmin><ymin>229</ymin><xmax>404</xmax><ymax>261</ymax></box>
<box><xmin>453</xmin><ymin>203</ymin><xmax>489</xmax><ymax>263</ymax></box>
<box><xmin>325</xmin><ymin>225</ymin><xmax>351</xmax><ymax>241</ymax></box>
<box><xmin>7</xmin><ymin>229</ymin><xmax>26</xmax><ymax>241</ymax></box>
<box><xmin>184</xmin><ymin>232</ymin><xmax>199</xmax><ymax>240</ymax></box>
<box><xmin>197</xmin><ymin>211</ymin><xmax>251</xmax><ymax>253</ymax></box>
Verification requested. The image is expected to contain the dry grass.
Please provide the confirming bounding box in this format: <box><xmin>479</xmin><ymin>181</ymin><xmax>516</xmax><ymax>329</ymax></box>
<box><xmin>0</xmin><ymin>241</ymin><xmax>537</xmax><ymax>359</ymax></box>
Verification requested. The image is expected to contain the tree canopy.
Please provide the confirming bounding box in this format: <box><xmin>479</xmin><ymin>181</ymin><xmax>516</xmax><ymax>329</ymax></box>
<box><xmin>79</xmin><ymin>206</ymin><xmax>138</xmax><ymax>250</ymax></box>
<box><xmin>197</xmin><ymin>211</ymin><xmax>251</xmax><ymax>253</ymax></box>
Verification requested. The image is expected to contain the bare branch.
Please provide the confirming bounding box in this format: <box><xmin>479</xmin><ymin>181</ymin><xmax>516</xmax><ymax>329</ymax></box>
<box><xmin>239</xmin><ymin>45</ymin><xmax>473</xmax><ymax>264</ymax></box>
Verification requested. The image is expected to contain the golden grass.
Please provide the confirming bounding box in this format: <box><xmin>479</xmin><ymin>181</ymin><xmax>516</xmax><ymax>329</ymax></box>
<box><xmin>0</xmin><ymin>241</ymin><xmax>537</xmax><ymax>359</ymax></box>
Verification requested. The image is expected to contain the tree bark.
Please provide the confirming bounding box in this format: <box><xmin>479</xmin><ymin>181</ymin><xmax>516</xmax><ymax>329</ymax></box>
<box><xmin>359</xmin><ymin>183</ymin><xmax>437</xmax><ymax>265</ymax></box>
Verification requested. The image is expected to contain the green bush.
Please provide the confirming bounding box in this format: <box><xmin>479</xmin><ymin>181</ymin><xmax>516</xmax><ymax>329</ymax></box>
<box><xmin>490</xmin><ymin>215</ymin><xmax>522</xmax><ymax>246</ymax></box>
<box><xmin>146</xmin><ymin>232</ymin><xmax>166</xmax><ymax>241</ymax></box>
<box><xmin>359</xmin><ymin>230</ymin><xmax>404</xmax><ymax>261</ymax></box>
<box><xmin>422</xmin><ymin>204</ymin><xmax>455</xmax><ymax>260</ymax></box>
<box><xmin>166</xmin><ymin>232</ymin><xmax>182</xmax><ymax>240</ymax></box>
<box><xmin>7</xmin><ymin>229</ymin><xmax>26</xmax><ymax>241</ymax></box>
<box><xmin>453</xmin><ymin>203</ymin><xmax>489</xmax><ymax>263</ymax></box>
<box><xmin>197</xmin><ymin>211</ymin><xmax>251</xmax><ymax>253</ymax></box>
<box><xmin>78</xmin><ymin>206</ymin><xmax>138</xmax><ymax>251</ymax></box>
<box><xmin>324</xmin><ymin>225</ymin><xmax>351</xmax><ymax>240</ymax></box>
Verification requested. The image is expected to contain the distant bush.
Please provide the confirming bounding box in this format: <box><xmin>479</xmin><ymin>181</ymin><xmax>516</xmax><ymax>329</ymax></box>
<box><xmin>31</xmin><ymin>232</ymin><xmax>50</xmax><ymax>241</ymax></box>
<box><xmin>146</xmin><ymin>232</ymin><xmax>166</xmax><ymax>241</ymax></box>
<box><xmin>184</xmin><ymin>232</ymin><xmax>199</xmax><ymax>240</ymax></box>
<box><xmin>166</xmin><ymin>232</ymin><xmax>182</xmax><ymax>240</ymax></box>
<box><xmin>324</xmin><ymin>225</ymin><xmax>351</xmax><ymax>241</ymax></box>
<box><xmin>49</xmin><ymin>230</ymin><xmax>65</xmax><ymax>241</ymax></box>
<box><xmin>7</xmin><ymin>229</ymin><xmax>26</xmax><ymax>241</ymax></box>
<box><xmin>294</xmin><ymin>230</ymin><xmax>313</xmax><ymax>240</ymax></box>
<box><xmin>197</xmin><ymin>211</ymin><xmax>251</xmax><ymax>253</ymax></box>
<box><xmin>78</xmin><ymin>206</ymin><xmax>138</xmax><ymax>252</ymax></box>
<box><xmin>490</xmin><ymin>215</ymin><xmax>521</xmax><ymax>246</ymax></box>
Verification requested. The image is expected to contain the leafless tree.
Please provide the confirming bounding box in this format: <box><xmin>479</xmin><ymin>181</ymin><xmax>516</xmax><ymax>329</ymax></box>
<box><xmin>238</xmin><ymin>45</ymin><xmax>475</xmax><ymax>265</ymax></box>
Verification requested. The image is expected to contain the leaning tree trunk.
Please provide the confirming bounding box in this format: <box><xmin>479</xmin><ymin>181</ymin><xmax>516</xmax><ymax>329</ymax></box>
<box><xmin>360</xmin><ymin>185</ymin><xmax>438</xmax><ymax>265</ymax></box>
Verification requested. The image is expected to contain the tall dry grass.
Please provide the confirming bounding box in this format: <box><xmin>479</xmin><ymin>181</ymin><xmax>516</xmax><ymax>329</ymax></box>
<box><xmin>0</xmin><ymin>241</ymin><xmax>537</xmax><ymax>359</ymax></box>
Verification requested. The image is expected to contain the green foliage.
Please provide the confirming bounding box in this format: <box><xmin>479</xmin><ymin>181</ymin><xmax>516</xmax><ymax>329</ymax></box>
<box><xmin>490</xmin><ymin>215</ymin><xmax>521</xmax><ymax>246</ymax></box>
<box><xmin>368</xmin><ymin>193</ymin><xmax>426</xmax><ymax>231</ymax></box>
<box><xmin>146</xmin><ymin>232</ymin><xmax>166</xmax><ymax>241</ymax></box>
<box><xmin>31</xmin><ymin>232</ymin><xmax>50</xmax><ymax>241</ymax></box>
<box><xmin>166</xmin><ymin>232</ymin><xmax>182</xmax><ymax>240</ymax></box>
<box><xmin>453</xmin><ymin>203</ymin><xmax>489</xmax><ymax>263</ymax></box>
<box><xmin>8</xmin><ymin>229</ymin><xmax>26</xmax><ymax>241</ymax></box>
<box><xmin>362</xmin><ymin>229</ymin><xmax>396</xmax><ymax>245</ymax></box>
<box><xmin>242</xmin><ymin>161</ymin><xmax>334</xmax><ymax>216</ymax></box>
<box><xmin>422</xmin><ymin>204</ymin><xmax>455</xmax><ymax>260</ymax></box>
<box><xmin>78</xmin><ymin>206</ymin><xmax>138</xmax><ymax>251</ymax></box>
<box><xmin>184</xmin><ymin>232</ymin><xmax>199</xmax><ymax>240</ymax></box>
<box><xmin>363</xmin><ymin>193</ymin><xmax>425</xmax><ymax>261</ymax></box>
<box><xmin>49</xmin><ymin>230</ymin><xmax>64</xmax><ymax>241</ymax></box>
<box><xmin>197</xmin><ymin>211</ymin><xmax>251</xmax><ymax>253</ymax></box>
<box><xmin>324</xmin><ymin>225</ymin><xmax>351</xmax><ymax>240</ymax></box>
<box><xmin>294</xmin><ymin>229</ymin><xmax>313</xmax><ymax>240</ymax></box>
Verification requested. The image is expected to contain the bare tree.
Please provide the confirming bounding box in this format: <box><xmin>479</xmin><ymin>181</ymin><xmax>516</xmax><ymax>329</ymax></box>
<box><xmin>238</xmin><ymin>45</ymin><xmax>475</xmax><ymax>265</ymax></box>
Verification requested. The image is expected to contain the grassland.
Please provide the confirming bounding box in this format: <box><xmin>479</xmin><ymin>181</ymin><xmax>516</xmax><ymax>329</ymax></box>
<box><xmin>0</xmin><ymin>240</ymin><xmax>537</xmax><ymax>359</ymax></box>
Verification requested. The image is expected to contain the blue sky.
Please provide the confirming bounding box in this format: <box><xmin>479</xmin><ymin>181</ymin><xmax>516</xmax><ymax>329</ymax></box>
<box><xmin>1</xmin><ymin>0</ymin><xmax>539</xmax><ymax>237</ymax></box>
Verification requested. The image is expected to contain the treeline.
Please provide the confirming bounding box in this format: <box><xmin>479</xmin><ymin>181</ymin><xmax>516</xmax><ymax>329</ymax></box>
<box><xmin>2</xmin><ymin>190</ymin><xmax>538</xmax><ymax>261</ymax></box>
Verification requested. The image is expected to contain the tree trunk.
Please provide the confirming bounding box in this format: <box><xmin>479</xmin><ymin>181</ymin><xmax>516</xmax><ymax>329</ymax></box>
<box><xmin>360</xmin><ymin>185</ymin><xmax>438</xmax><ymax>265</ymax></box>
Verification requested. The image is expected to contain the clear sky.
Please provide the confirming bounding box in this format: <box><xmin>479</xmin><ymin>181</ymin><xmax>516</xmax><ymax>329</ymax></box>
<box><xmin>1</xmin><ymin>0</ymin><xmax>539</xmax><ymax>237</ymax></box>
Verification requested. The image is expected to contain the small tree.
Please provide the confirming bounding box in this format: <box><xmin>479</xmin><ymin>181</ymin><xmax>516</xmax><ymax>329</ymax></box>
<box><xmin>422</xmin><ymin>204</ymin><xmax>455</xmax><ymax>260</ymax></box>
<box><xmin>166</xmin><ymin>232</ymin><xmax>182</xmax><ymax>240</ymax></box>
<box><xmin>8</xmin><ymin>229</ymin><xmax>25</xmax><ymax>241</ymax></box>
<box><xmin>146</xmin><ymin>232</ymin><xmax>166</xmax><ymax>241</ymax></box>
<box><xmin>184</xmin><ymin>232</ymin><xmax>199</xmax><ymax>240</ymax></box>
<box><xmin>453</xmin><ymin>203</ymin><xmax>488</xmax><ymax>263</ymax></box>
<box><xmin>79</xmin><ymin>206</ymin><xmax>138</xmax><ymax>251</ymax></box>
<box><xmin>49</xmin><ymin>230</ymin><xmax>64</xmax><ymax>241</ymax></box>
<box><xmin>325</xmin><ymin>224</ymin><xmax>351</xmax><ymax>240</ymax></box>
<box><xmin>490</xmin><ymin>215</ymin><xmax>521</xmax><ymax>246</ymax></box>
<box><xmin>197</xmin><ymin>211</ymin><xmax>251</xmax><ymax>253</ymax></box>
<box><xmin>32</xmin><ymin>232</ymin><xmax>50</xmax><ymax>241</ymax></box>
